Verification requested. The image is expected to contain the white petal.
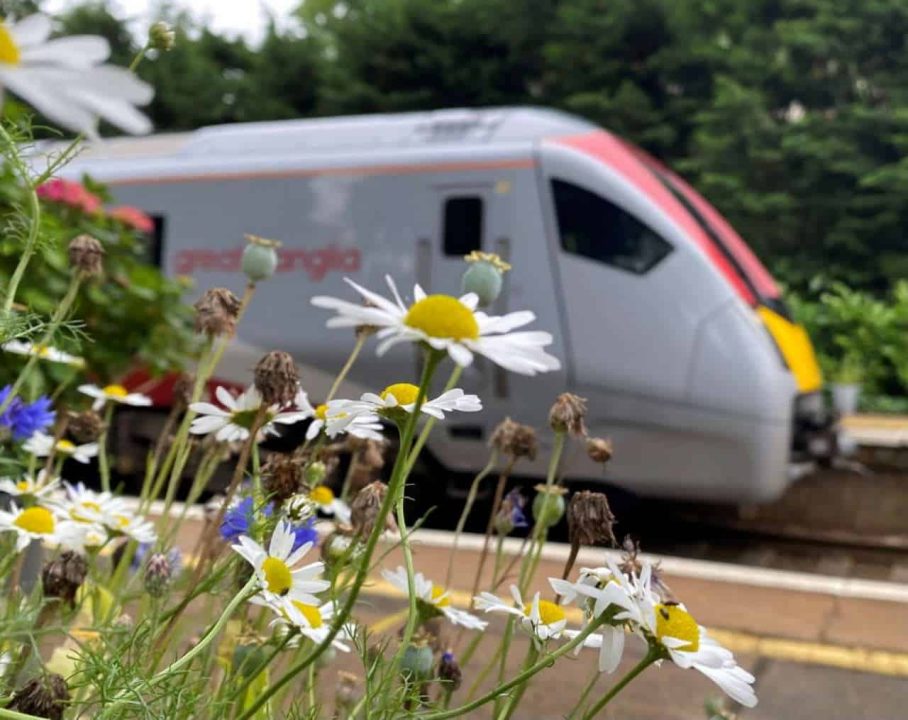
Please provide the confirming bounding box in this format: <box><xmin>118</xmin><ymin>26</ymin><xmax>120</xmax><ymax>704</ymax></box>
<box><xmin>598</xmin><ymin>626</ymin><xmax>625</xmax><ymax>674</ymax></box>
<box><xmin>10</xmin><ymin>14</ymin><xmax>52</xmax><ymax>47</ymax></box>
<box><xmin>21</xmin><ymin>36</ymin><xmax>110</xmax><ymax>67</ymax></box>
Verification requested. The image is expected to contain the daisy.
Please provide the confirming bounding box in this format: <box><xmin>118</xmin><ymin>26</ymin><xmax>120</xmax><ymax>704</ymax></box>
<box><xmin>298</xmin><ymin>392</ymin><xmax>383</xmax><ymax>442</ymax></box>
<box><xmin>329</xmin><ymin>383</ymin><xmax>482</xmax><ymax>428</ymax></box>
<box><xmin>311</xmin><ymin>276</ymin><xmax>561</xmax><ymax>375</ymax></box>
<box><xmin>637</xmin><ymin>595</ymin><xmax>757</xmax><ymax>708</ymax></box>
<box><xmin>252</xmin><ymin>595</ymin><xmax>353</xmax><ymax>652</ymax></box>
<box><xmin>189</xmin><ymin>385</ymin><xmax>311</xmax><ymax>443</ymax></box>
<box><xmin>0</xmin><ymin>469</ymin><xmax>59</xmax><ymax>499</ymax></box>
<box><xmin>104</xmin><ymin>509</ymin><xmax>157</xmax><ymax>544</ymax></box>
<box><xmin>2</xmin><ymin>340</ymin><xmax>84</xmax><ymax>368</ymax></box>
<box><xmin>308</xmin><ymin>485</ymin><xmax>351</xmax><ymax>524</ymax></box>
<box><xmin>381</xmin><ymin>566</ymin><xmax>487</xmax><ymax>631</ymax></box>
<box><xmin>24</xmin><ymin>432</ymin><xmax>98</xmax><ymax>463</ymax></box>
<box><xmin>78</xmin><ymin>383</ymin><xmax>152</xmax><ymax>412</ymax></box>
<box><xmin>474</xmin><ymin>585</ymin><xmax>567</xmax><ymax>644</ymax></box>
<box><xmin>232</xmin><ymin>520</ymin><xmax>330</xmax><ymax>603</ymax></box>
<box><xmin>0</xmin><ymin>14</ymin><xmax>153</xmax><ymax>137</ymax></box>
<box><xmin>58</xmin><ymin>482</ymin><xmax>156</xmax><ymax>543</ymax></box>
<box><xmin>0</xmin><ymin>502</ymin><xmax>76</xmax><ymax>551</ymax></box>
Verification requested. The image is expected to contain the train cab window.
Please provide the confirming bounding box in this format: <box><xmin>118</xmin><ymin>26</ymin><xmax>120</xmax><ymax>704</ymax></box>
<box><xmin>443</xmin><ymin>196</ymin><xmax>483</xmax><ymax>256</ymax></box>
<box><xmin>551</xmin><ymin>179</ymin><xmax>672</xmax><ymax>274</ymax></box>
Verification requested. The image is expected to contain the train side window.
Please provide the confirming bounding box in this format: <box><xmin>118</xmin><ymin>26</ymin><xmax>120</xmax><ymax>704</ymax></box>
<box><xmin>443</xmin><ymin>196</ymin><xmax>483</xmax><ymax>256</ymax></box>
<box><xmin>551</xmin><ymin>178</ymin><xmax>672</xmax><ymax>274</ymax></box>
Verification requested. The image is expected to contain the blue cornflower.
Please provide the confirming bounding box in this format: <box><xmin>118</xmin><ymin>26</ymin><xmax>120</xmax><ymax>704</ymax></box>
<box><xmin>495</xmin><ymin>488</ymin><xmax>528</xmax><ymax>536</ymax></box>
<box><xmin>0</xmin><ymin>386</ymin><xmax>56</xmax><ymax>441</ymax></box>
<box><xmin>220</xmin><ymin>496</ymin><xmax>274</xmax><ymax>542</ymax></box>
<box><xmin>289</xmin><ymin>516</ymin><xmax>318</xmax><ymax>552</ymax></box>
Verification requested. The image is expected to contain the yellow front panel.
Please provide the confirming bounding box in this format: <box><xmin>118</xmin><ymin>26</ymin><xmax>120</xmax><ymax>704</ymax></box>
<box><xmin>757</xmin><ymin>306</ymin><xmax>824</xmax><ymax>394</ymax></box>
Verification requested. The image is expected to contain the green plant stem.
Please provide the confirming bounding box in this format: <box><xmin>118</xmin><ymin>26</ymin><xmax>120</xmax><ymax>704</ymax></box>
<box><xmin>0</xmin><ymin>272</ymin><xmax>83</xmax><ymax>416</ymax></box>
<box><xmin>403</xmin><ymin>364</ymin><xmax>463</xmax><ymax>476</ymax></box>
<box><xmin>445</xmin><ymin>450</ymin><xmax>498</xmax><ymax>587</ymax></box>
<box><xmin>326</xmin><ymin>333</ymin><xmax>366</xmax><ymax>402</ymax></box>
<box><xmin>0</xmin><ymin>709</ymin><xmax>45</xmax><ymax>720</ymax></box>
<box><xmin>580</xmin><ymin>650</ymin><xmax>659</xmax><ymax>720</ymax></box>
<box><xmin>566</xmin><ymin>670</ymin><xmax>601</xmax><ymax>720</ymax></box>
<box><xmin>98</xmin><ymin>404</ymin><xmax>115</xmax><ymax>493</ymax></box>
<box><xmin>392</xmin><ymin>483</ymin><xmax>419</xmax><ymax>664</ymax></box>
<box><xmin>420</xmin><ymin>619</ymin><xmax>603</xmax><ymax>720</ymax></box>
<box><xmin>496</xmin><ymin>642</ymin><xmax>539</xmax><ymax>720</ymax></box>
<box><xmin>235</xmin><ymin>349</ymin><xmax>442</xmax><ymax>720</ymax></box>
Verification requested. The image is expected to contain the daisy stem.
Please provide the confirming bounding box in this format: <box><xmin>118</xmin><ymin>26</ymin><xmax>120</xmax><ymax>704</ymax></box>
<box><xmin>468</xmin><ymin>457</ymin><xmax>515</xmax><ymax>602</ymax></box>
<box><xmin>235</xmin><ymin>350</ymin><xmax>442</xmax><ymax>720</ymax></box>
<box><xmin>491</xmin><ymin>533</ymin><xmax>507</xmax><ymax>587</ymax></box>
<box><xmin>0</xmin><ymin>125</ymin><xmax>41</xmax><ymax>319</ymax></box>
<box><xmin>402</xmin><ymin>364</ymin><xmax>463</xmax><ymax>477</ymax></box>
<box><xmin>0</xmin><ymin>272</ymin><xmax>83</xmax><ymax>417</ymax></box>
<box><xmin>495</xmin><ymin>642</ymin><xmax>539</xmax><ymax>720</ymax></box>
<box><xmin>419</xmin><ymin>617</ymin><xmax>604</xmax><ymax>720</ymax></box>
<box><xmin>566</xmin><ymin>669</ymin><xmax>601</xmax><ymax>720</ymax></box>
<box><xmin>580</xmin><ymin>648</ymin><xmax>660</xmax><ymax>720</ymax></box>
<box><xmin>445</xmin><ymin>450</ymin><xmax>498</xmax><ymax>588</ymax></box>
<box><xmin>98</xmin><ymin>404</ymin><xmax>115</xmax><ymax>493</ymax></box>
<box><xmin>326</xmin><ymin>333</ymin><xmax>367</xmax><ymax>402</ymax></box>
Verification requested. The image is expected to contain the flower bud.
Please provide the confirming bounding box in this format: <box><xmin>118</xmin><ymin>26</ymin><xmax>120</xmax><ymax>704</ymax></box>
<box><xmin>254</xmin><ymin>350</ymin><xmax>299</xmax><ymax>407</ymax></box>
<box><xmin>462</xmin><ymin>252</ymin><xmax>510</xmax><ymax>308</ymax></box>
<box><xmin>41</xmin><ymin>550</ymin><xmax>88</xmax><ymax>607</ymax></box>
<box><xmin>400</xmin><ymin>641</ymin><xmax>434</xmax><ymax>681</ymax></box>
<box><xmin>9</xmin><ymin>674</ymin><xmax>69</xmax><ymax>720</ymax></box>
<box><xmin>586</xmin><ymin>437</ymin><xmax>613</xmax><ymax>464</ymax></box>
<box><xmin>68</xmin><ymin>234</ymin><xmax>104</xmax><ymax>277</ymax></box>
<box><xmin>321</xmin><ymin>529</ymin><xmax>357</xmax><ymax>567</ymax></box>
<box><xmin>494</xmin><ymin>488</ymin><xmax>528</xmax><ymax>536</ymax></box>
<box><xmin>149</xmin><ymin>21</ymin><xmax>175</xmax><ymax>51</ymax></box>
<box><xmin>285</xmin><ymin>492</ymin><xmax>316</xmax><ymax>521</ymax></box>
<box><xmin>305</xmin><ymin>459</ymin><xmax>328</xmax><ymax>486</ymax></box>
<box><xmin>67</xmin><ymin>410</ymin><xmax>104</xmax><ymax>443</ymax></box>
<box><xmin>242</xmin><ymin>234</ymin><xmax>280</xmax><ymax>282</ymax></box>
<box><xmin>532</xmin><ymin>484</ymin><xmax>567</xmax><ymax>529</ymax></box>
<box><xmin>567</xmin><ymin>490</ymin><xmax>616</xmax><ymax>548</ymax></box>
<box><xmin>437</xmin><ymin>650</ymin><xmax>462</xmax><ymax>691</ymax></box>
<box><xmin>144</xmin><ymin>552</ymin><xmax>173</xmax><ymax>598</ymax></box>
<box><xmin>194</xmin><ymin>288</ymin><xmax>241</xmax><ymax>337</ymax></box>
<box><xmin>489</xmin><ymin>417</ymin><xmax>538</xmax><ymax>461</ymax></box>
<box><xmin>263</xmin><ymin>454</ymin><xmax>303</xmax><ymax>505</ymax></box>
<box><xmin>549</xmin><ymin>393</ymin><xmax>587</xmax><ymax>436</ymax></box>
<box><xmin>350</xmin><ymin>481</ymin><xmax>397</xmax><ymax>538</ymax></box>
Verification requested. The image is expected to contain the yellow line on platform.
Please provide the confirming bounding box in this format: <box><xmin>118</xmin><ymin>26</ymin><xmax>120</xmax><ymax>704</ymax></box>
<box><xmin>363</xmin><ymin>580</ymin><xmax>908</xmax><ymax>678</ymax></box>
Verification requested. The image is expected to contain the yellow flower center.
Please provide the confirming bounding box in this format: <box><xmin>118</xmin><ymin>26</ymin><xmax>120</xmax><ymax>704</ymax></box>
<box><xmin>310</xmin><ymin>485</ymin><xmax>335</xmax><ymax>506</ymax></box>
<box><xmin>314</xmin><ymin>404</ymin><xmax>328</xmax><ymax>421</ymax></box>
<box><xmin>56</xmin><ymin>440</ymin><xmax>76</xmax><ymax>453</ymax></box>
<box><xmin>262</xmin><ymin>556</ymin><xmax>292</xmax><ymax>595</ymax></box>
<box><xmin>13</xmin><ymin>507</ymin><xmax>55</xmax><ymax>535</ymax></box>
<box><xmin>16</xmin><ymin>480</ymin><xmax>29</xmax><ymax>492</ymax></box>
<box><xmin>115</xmin><ymin>515</ymin><xmax>131</xmax><ymax>528</ymax></box>
<box><xmin>0</xmin><ymin>25</ymin><xmax>20</xmax><ymax>65</ymax></box>
<box><xmin>403</xmin><ymin>295</ymin><xmax>480</xmax><ymax>340</ymax></box>
<box><xmin>291</xmin><ymin>600</ymin><xmax>323</xmax><ymax>628</ymax></box>
<box><xmin>380</xmin><ymin>383</ymin><xmax>420</xmax><ymax>407</ymax></box>
<box><xmin>655</xmin><ymin>603</ymin><xmax>699</xmax><ymax>652</ymax></box>
<box><xmin>103</xmin><ymin>384</ymin><xmax>129</xmax><ymax>398</ymax></box>
<box><xmin>431</xmin><ymin>585</ymin><xmax>451</xmax><ymax>608</ymax></box>
<box><xmin>36</xmin><ymin>345</ymin><xmax>51</xmax><ymax>357</ymax></box>
<box><xmin>525</xmin><ymin>599</ymin><xmax>566</xmax><ymax>626</ymax></box>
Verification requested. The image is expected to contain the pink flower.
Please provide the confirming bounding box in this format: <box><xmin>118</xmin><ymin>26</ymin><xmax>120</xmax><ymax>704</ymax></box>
<box><xmin>108</xmin><ymin>206</ymin><xmax>155</xmax><ymax>234</ymax></box>
<box><xmin>36</xmin><ymin>178</ymin><xmax>102</xmax><ymax>214</ymax></box>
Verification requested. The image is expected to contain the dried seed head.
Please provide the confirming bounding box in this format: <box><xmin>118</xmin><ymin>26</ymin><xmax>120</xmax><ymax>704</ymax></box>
<box><xmin>437</xmin><ymin>650</ymin><xmax>463</xmax><ymax>691</ymax></box>
<box><xmin>489</xmin><ymin>417</ymin><xmax>538</xmax><ymax>461</ymax></box>
<box><xmin>194</xmin><ymin>287</ymin><xmax>242</xmax><ymax>337</ymax></box>
<box><xmin>262</xmin><ymin>454</ymin><xmax>303</xmax><ymax>505</ymax></box>
<box><xmin>41</xmin><ymin>550</ymin><xmax>88</xmax><ymax>607</ymax></box>
<box><xmin>68</xmin><ymin>234</ymin><xmax>104</xmax><ymax>277</ymax></box>
<box><xmin>350</xmin><ymin>481</ymin><xmax>397</xmax><ymax>538</ymax></box>
<box><xmin>149</xmin><ymin>21</ymin><xmax>175</xmax><ymax>51</ymax></box>
<box><xmin>144</xmin><ymin>552</ymin><xmax>173</xmax><ymax>598</ymax></box>
<box><xmin>9</xmin><ymin>674</ymin><xmax>69</xmax><ymax>720</ymax></box>
<box><xmin>549</xmin><ymin>393</ymin><xmax>587</xmax><ymax>436</ymax></box>
<box><xmin>586</xmin><ymin>437</ymin><xmax>613</xmax><ymax>464</ymax></box>
<box><xmin>567</xmin><ymin>490</ymin><xmax>616</xmax><ymax>548</ymax></box>
<box><xmin>67</xmin><ymin>410</ymin><xmax>104</xmax><ymax>443</ymax></box>
<box><xmin>171</xmin><ymin>372</ymin><xmax>195</xmax><ymax>412</ymax></box>
<box><xmin>254</xmin><ymin>350</ymin><xmax>299</xmax><ymax>406</ymax></box>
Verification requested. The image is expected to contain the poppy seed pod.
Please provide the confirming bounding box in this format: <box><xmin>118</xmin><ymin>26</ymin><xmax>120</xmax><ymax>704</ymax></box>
<box><xmin>254</xmin><ymin>350</ymin><xmax>299</xmax><ymax>406</ymax></box>
<box><xmin>194</xmin><ymin>287</ymin><xmax>241</xmax><ymax>337</ymax></box>
<box><xmin>549</xmin><ymin>393</ymin><xmax>587</xmax><ymax>436</ymax></box>
<box><xmin>242</xmin><ymin>234</ymin><xmax>280</xmax><ymax>282</ymax></box>
<box><xmin>461</xmin><ymin>251</ymin><xmax>511</xmax><ymax>308</ymax></box>
<box><xmin>567</xmin><ymin>490</ymin><xmax>617</xmax><ymax>548</ymax></box>
<box><xmin>532</xmin><ymin>484</ymin><xmax>567</xmax><ymax>529</ymax></box>
<box><xmin>489</xmin><ymin>417</ymin><xmax>538</xmax><ymax>461</ymax></box>
<box><xmin>41</xmin><ymin>550</ymin><xmax>88</xmax><ymax>607</ymax></box>
<box><xmin>68</xmin><ymin>234</ymin><xmax>104</xmax><ymax>277</ymax></box>
<box><xmin>400</xmin><ymin>641</ymin><xmax>434</xmax><ymax>681</ymax></box>
<box><xmin>67</xmin><ymin>409</ymin><xmax>104</xmax><ymax>443</ymax></box>
<box><xmin>9</xmin><ymin>675</ymin><xmax>69</xmax><ymax>720</ymax></box>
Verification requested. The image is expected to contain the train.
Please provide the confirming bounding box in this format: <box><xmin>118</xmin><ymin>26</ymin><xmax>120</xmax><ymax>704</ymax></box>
<box><xmin>55</xmin><ymin>107</ymin><xmax>832</xmax><ymax>502</ymax></box>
